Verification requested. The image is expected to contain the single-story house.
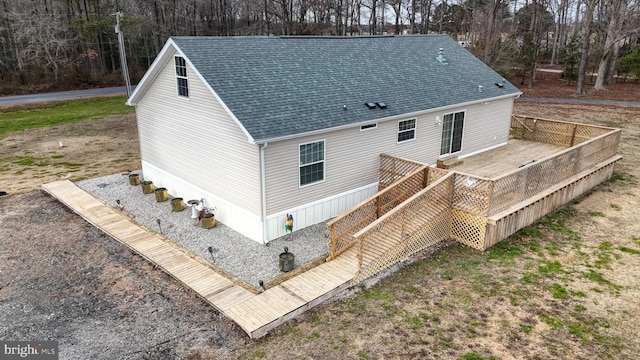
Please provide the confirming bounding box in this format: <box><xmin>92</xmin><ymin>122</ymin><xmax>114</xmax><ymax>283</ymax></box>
<box><xmin>126</xmin><ymin>35</ymin><xmax>521</xmax><ymax>244</ymax></box>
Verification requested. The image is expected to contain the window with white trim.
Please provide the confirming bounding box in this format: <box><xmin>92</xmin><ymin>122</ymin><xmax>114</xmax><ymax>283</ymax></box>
<box><xmin>175</xmin><ymin>56</ymin><xmax>189</xmax><ymax>97</ymax></box>
<box><xmin>299</xmin><ymin>140</ymin><xmax>325</xmax><ymax>186</ymax></box>
<box><xmin>440</xmin><ymin>111</ymin><xmax>465</xmax><ymax>155</ymax></box>
<box><xmin>397</xmin><ymin>119</ymin><xmax>416</xmax><ymax>142</ymax></box>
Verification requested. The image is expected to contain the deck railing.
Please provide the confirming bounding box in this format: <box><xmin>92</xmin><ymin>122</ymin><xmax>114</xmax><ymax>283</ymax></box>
<box><xmin>378</xmin><ymin>153</ymin><xmax>427</xmax><ymax>190</ymax></box>
<box><xmin>511</xmin><ymin>115</ymin><xmax>614</xmax><ymax>147</ymax></box>
<box><xmin>326</xmin><ymin>164</ymin><xmax>428</xmax><ymax>260</ymax></box>
<box><xmin>328</xmin><ymin>116</ymin><xmax>620</xmax><ymax>283</ymax></box>
<box><xmin>352</xmin><ymin>173</ymin><xmax>455</xmax><ymax>283</ymax></box>
<box><xmin>490</xmin><ymin>121</ymin><xmax>621</xmax><ymax>215</ymax></box>
<box><xmin>326</xmin><ymin>155</ymin><xmax>450</xmax><ymax>260</ymax></box>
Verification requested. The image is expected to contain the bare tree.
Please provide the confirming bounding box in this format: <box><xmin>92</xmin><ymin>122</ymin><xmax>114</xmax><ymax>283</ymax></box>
<box><xmin>10</xmin><ymin>8</ymin><xmax>73</xmax><ymax>84</ymax></box>
<box><xmin>594</xmin><ymin>0</ymin><xmax>640</xmax><ymax>90</ymax></box>
<box><xmin>549</xmin><ymin>0</ymin><xmax>573</xmax><ymax>66</ymax></box>
<box><xmin>575</xmin><ymin>0</ymin><xmax>597</xmax><ymax>95</ymax></box>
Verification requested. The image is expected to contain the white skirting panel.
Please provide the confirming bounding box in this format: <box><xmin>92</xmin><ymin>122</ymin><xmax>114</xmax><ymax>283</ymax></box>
<box><xmin>141</xmin><ymin>161</ymin><xmax>263</xmax><ymax>243</ymax></box>
<box><xmin>265</xmin><ymin>182</ymin><xmax>379</xmax><ymax>243</ymax></box>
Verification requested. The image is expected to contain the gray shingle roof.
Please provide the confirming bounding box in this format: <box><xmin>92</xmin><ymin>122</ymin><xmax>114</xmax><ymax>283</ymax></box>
<box><xmin>170</xmin><ymin>35</ymin><xmax>520</xmax><ymax>143</ymax></box>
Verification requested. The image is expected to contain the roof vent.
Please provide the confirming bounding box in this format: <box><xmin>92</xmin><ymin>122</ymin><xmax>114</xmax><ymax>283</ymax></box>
<box><xmin>478</xmin><ymin>85</ymin><xmax>484</xmax><ymax>93</ymax></box>
<box><xmin>495</xmin><ymin>78</ymin><xmax>506</xmax><ymax>88</ymax></box>
<box><xmin>436</xmin><ymin>48</ymin><xmax>448</xmax><ymax>65</ymax></box>
<box><xmin>365</xmin><ymin>102</ymin><xmax>376</xmax><ymax>109</ymax></box>
<box><xmin>376</xmin><ymin>102</ymin><xmax>387</xmax><ymax>109</ymax></box>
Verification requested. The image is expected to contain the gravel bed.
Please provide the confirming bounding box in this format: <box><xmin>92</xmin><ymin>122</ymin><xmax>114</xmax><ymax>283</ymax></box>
<box><xmin>77</xmin><ymin>173</ymin><xmax>330</xmax><ymax>289</ymax></box>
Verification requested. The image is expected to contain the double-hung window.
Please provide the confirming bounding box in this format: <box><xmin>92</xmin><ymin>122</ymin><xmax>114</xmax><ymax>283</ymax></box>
<box><xmin>299</xmin><ymin>140</ymin><xmax>325</xmax><ymax>186</ymax></box>
<box><xmin>175</xmin><ymin>56</ymin><xmax>189</xmax><ymax>98</ymax></box>
<box><xmin>397</xmin><ymin>119</ymin><xmax>416</xmax><ymax>143</ymax></box>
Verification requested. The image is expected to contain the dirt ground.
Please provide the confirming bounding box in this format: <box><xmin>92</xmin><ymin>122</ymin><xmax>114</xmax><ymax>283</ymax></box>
<box><xmin>1</xmin><ymin>73</ymin><xmax>639</xmax><ymax>359</ymax></box>
<box><xmin>0</xmin><ymin>114</ymin><xmax>140</xmax><ymax>194</ymax></box>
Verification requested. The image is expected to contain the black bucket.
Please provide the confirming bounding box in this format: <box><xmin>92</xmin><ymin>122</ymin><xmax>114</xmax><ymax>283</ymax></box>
<box><xmin>279</xmin><ymin>247</ymin><xmax>295</xmax><ymax>272</ymax></box>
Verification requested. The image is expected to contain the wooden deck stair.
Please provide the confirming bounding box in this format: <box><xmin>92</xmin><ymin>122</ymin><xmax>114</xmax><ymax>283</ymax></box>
<box><xmin>436</xmin><ymin>155</ymin><xmax>464</xmax><ymax>169</ymax></box>
<box><xmin>41</xmin><ymin>180</ymin><xmax>359</xmax><ymax>338</ymax></box>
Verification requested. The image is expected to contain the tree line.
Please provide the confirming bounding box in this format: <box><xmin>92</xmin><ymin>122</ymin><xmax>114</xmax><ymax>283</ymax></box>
<box><xmin>0</xmin><ymin>0</ymin><xmax>639</xmax><ymax>95</ymax></box>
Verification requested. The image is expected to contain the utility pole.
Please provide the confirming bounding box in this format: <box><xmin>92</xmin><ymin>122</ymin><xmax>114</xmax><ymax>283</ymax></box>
<box><xmin>114</xmin><ymin>12</ymin><xmax>132</xmax><ymax>97</ymax></box>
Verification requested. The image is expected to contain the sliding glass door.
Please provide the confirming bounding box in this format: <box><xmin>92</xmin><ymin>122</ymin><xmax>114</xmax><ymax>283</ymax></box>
<box><xmin>440</xmin><ymin>111</ymin><xmax>465</xmax><ymax>156</ymax></box>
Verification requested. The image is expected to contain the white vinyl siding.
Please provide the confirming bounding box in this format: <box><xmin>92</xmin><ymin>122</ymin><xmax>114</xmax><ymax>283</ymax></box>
<box><xmin>174</xmin><ymin>56</ymin><xmax>188</xmax><ymax>97</ymax></box>
<box><xmin>299</xmin><ymin>140</ymin><xmax>325</xmax><ymax>186</ymax></box>
<box><xmin>136</xmin><ymin>51</ymin><xmax>261</xmax><ymax>216</ymax></box>
<box><xmin>397</xmin><ymin>119</ymin><xmax>416</xmax><ymax>142</ymax></box>
<box><xmin>457</xmin><ymin>99</ymin><xmax>513</xmax><ymax>158</ymax></box>
<box><xmin>264</xmin><ymin>98</ymin><xmax>515</xmax><ymax>215</ymax></box>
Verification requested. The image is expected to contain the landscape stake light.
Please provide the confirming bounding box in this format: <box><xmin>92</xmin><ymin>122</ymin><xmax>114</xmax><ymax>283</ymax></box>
<box><xmin>259</xmin><ymin>280</ymin><xmax>265</xmax><ymax>291</ymax></box>
<box><xmin>156</xmin><ymin>218</ymin><xmax>162</xmax><ymax>235</ymax></box>
<box><xmin>207</xmin><ymin>246</ymin><xmax>217</xmax><ymax>263</ymax></box>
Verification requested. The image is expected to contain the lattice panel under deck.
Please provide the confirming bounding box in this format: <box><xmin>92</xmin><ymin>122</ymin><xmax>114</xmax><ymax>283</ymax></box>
<box><xmin>449</xmin><ymin>209</ymin><xmax>487</xmax><ymax>251</ymax></box>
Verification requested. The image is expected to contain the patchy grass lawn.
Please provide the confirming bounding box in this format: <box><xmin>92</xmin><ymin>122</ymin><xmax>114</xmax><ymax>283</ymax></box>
<box><xmin>1</xmin><ymin>96</ymin><xmax>638</xmax><ymax>359</ymax></box>
<box><xmin>0</xmin><ymin>99</ymin><xmax>139</xmax><ymax>193</ymax></box>
<box><xmin>236</xmin><ymin>183</ymin><xmax>639</xmax><ymax>359</ymax></box>
<box><xmin>0</xmin><ymin>96</ymin><xmax>133</xmax><ymax>138</ymax></box>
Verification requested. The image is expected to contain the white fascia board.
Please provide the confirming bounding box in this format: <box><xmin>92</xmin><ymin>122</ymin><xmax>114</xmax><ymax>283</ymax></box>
<box><xmin>126</xmin><ymin>38</ymin><xmax>178</xmax><ymax>106</ymax></box>
<box><xmin>254</xmin><ymin>93</ymin><xmax>522</xmax><ymax>145</ymax></box>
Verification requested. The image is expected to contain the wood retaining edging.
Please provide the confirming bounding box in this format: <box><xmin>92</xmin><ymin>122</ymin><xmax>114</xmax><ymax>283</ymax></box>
<box><xmin>41</xmin><ymin>180</ymin><xmax>359</xmax><ymax>338</ymax></box>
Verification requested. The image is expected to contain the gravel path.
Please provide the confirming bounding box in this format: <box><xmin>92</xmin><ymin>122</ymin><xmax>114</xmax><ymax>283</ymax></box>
<box><xmin>77</xmin><ymin>173</ymin><xmax>329</xmax><ymax>289</ymax></box>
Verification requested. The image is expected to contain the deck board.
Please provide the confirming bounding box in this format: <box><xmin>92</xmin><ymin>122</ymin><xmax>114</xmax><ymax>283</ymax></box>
<box><xmin>455</xmin><ymin>139</ymin><xmax>566</xmax><ymax>178</ymax></box>
<box><xmin>41</xmin><ymin>180</ymin><xmax>361</xmax><ymax>339</ymax></box>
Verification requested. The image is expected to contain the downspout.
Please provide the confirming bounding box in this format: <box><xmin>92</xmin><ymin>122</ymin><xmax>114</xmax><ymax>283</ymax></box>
<box><xmin>260</xmin><ymin>142</ymin><xmax>268</xmax><ymax>245</ymax></box>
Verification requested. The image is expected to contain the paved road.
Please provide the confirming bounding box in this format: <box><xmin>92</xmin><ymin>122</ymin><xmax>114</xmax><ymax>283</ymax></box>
<box><xmin>517</xmin><ymin>97</ymin><xmax>640</xmax><ymax>107</ymax></box>
<box><xmin>1</xmin><ymin>86</ymin><xmax>638</xmax><ymax>108</ymax></box>
<box><xmin>0</xmin><ymin>87</ymin><xmax>129</xmax><ymax>106</ymax></box>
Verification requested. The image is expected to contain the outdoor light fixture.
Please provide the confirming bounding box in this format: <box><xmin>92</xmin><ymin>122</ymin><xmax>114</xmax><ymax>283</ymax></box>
<box><xmin>207</xmin><ymin>246</ymin><xmax>218</xmax><ymax>263</ymax></box>
<box><xmin>259</xmin><ymin>280</ymin><xmax>265</xmax><ymax>291</ymax></box>
<box><xmin>435</xmin><ymin>116</ymin><xmax>442</xmax><ymax>125</ymax></box>
<box><xmin>464</xmin><ymin>176</ymin><xmax>477</xmax><ymax>189</ymax></box>
<box><xmin>156</xmin><ymin>218</ymin><xmax>162</xmax><ymax>235</ymax></box>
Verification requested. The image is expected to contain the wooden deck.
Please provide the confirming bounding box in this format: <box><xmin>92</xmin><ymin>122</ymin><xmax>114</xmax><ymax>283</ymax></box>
<box><xmin>42</xmin><ymin>180</ymin><xmax>359</xmax><ymax>338</ymax></box>
<box><xmin>454</xmin><ymin>139</ymin><xmax>566</xmax><ymax>178</ymax></box>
